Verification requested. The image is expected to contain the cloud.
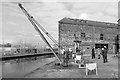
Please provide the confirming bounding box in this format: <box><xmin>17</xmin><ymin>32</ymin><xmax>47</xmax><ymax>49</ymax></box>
<box><xmin>1</xmin><ymin>1</ymin><xmax>118</xmax><ymax>45</ymax></box>
<box><xmin>118</xmin><ymin>1</ymin><xmax>120</xmax><ymax>19</ymax></box>
<box><xmin>0</xmin><ymin>3</ymin><xmax>2</xmax><ymax>44</ymax></box>
<box><xmin>61</xmin><ymin>2</ymin><xmax>118</xmax><ymax>23</ymax></box>
<box><xmin>79</xmin><ymin>13</ymin><xmax>89</xmax><ymax>19</ymax></box>
<box><xmin>88</xmin><ymin>12</ymin><xmax>118</xmax><ymax>23</ymax></box>
<box><xmin>2</xmin><ymin>0</ymin><xmax>41</xmax><ymax>2</ymax></box>
<box><xmin>60</xmin><ymin>0</ymin><xmax>119</xmax><ymax>2</ymax></box>
<box><xmin>1</xmin><ymin>0</ymin><xmax>119</xmax><ymax>2</ymax></box>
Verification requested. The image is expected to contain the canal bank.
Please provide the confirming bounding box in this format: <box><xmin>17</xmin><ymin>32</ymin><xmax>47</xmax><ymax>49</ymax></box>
<box><xmin>2</xmin><ymin>57</ymin><xmax>57</xmax><ymax>78</ymax></box>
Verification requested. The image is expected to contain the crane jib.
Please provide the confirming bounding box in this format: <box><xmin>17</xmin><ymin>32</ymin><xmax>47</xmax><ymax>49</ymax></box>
<box><xmin>18</xmin><ymin>3</ymin><xmax>62</xmax><ymax>63</ymax></box>
<box><xmin>19</xmin><ymin>3</ymin><xmax>61</xmax><ymax>48</ymax></box>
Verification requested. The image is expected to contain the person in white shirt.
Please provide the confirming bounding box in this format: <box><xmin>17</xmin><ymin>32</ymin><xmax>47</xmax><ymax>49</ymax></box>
<box><xmin>61</xmin><ymin>48</ymin><xmax>65</xmax><ymax>54</ymax></box>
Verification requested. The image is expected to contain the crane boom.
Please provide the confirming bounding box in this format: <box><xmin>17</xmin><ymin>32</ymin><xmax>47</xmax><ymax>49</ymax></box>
<box><xmin>33</xmin><ymin>19</ymin><xmax>59</xmax><ymax>47</ymax></box>
<box><xmin>18</xmin><ymin>3</ymin><xmax>62</xmax><ymax>62</ymax></box>
<box><xmin>19</xmin><ymin>3</ymin><xmax>62</xmax><ymax>49</ymax></box>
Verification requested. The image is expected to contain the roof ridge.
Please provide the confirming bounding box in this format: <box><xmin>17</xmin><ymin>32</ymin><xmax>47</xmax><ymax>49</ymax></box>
<box><xmin>61</xmin><ymin>17</ymin><xmax>117</xmax><ymax>24</ymax></box>
<box><xmin>59</xmin><ymin>17</ymin><xmax>118</xmax><ymax>28</ymax></box>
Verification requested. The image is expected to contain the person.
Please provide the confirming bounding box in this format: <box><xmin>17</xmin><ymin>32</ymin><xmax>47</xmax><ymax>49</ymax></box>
<box><xmin>101</xmin><ymin>48</ymin><xmax>105</xmax><ymax>63</ymax></box>
<box><xmin>92</xmin><ymin>47</ymin><xmax>95</xmax><ymax>59</ymax></box>
<box><xmin>102</xmin><ymin>47</ymin><xmax>108</xmax><ymax>63</ymax></box>
<box><xmin>72</xmin><ymin>53</ymin><xmax>75</xmax><ymax>59</ymax></box>
<box><xmin>104</xmin><ymin>46</ymin><xmax>108</xmax><ymax>63</ymax></box>
<box><xmin>61</xmin><ymin>48</ymin><xmax>65</xmax><ymax>54</ymax></box>
<box><xmin>63</xmin><ymin>48</ymin><xmax>69</xmax><ymax>67</ymax></box>
<box><xmin>69</xmin><ymin>48</ymin><xmax>73</xmax><ymax>59</ymax></box>
<box><xmin>98</xmin><ymin>48</ymin><xmax>101</xmax><ymax>59</ymax></box>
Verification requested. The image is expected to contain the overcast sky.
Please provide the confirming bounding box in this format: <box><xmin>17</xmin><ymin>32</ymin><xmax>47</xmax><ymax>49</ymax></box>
<box><xmin>1</xmin><ymin>0</ymin><xmax>119</xmax><ymax>46</ymax></box>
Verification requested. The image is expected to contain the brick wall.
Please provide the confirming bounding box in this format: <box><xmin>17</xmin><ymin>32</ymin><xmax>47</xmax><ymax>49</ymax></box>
<box><xmin>59</xmin><ymin>18</ymin><xmax>119</xmax><ymax>53</ymax></box>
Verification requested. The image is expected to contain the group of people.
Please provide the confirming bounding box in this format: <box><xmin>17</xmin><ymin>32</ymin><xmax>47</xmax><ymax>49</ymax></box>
<box><xmin>92</xmin><ymin>46</ymin><xmax>108</xmax><ymax>63</ymax></box>
<box><xmin>61</xmin><ymin>46</ymin><xmax>108</xmax><ymax>66</ymax></box>
<box><xmin>61</xmin><ymin>48</ymin><xmax>73</xmax><ymax>67</ymax></box>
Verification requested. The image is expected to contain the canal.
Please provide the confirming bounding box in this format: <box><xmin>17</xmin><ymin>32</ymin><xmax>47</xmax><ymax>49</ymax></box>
<box><xmin>2</xmin><ymin>56</ymin><xmax>56</xmax><ymax>78</ymax></box>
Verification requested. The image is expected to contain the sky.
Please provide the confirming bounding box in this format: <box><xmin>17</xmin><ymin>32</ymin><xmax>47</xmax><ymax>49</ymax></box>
<box><xmin>1</xmin><ymin>0</ymin><xmax>119</xmax><ymax>46</ymax></box>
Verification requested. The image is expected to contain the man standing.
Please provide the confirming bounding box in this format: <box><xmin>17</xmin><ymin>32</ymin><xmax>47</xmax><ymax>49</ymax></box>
<box><xmin>63</xmin><ymin>49</ymin><xmax>69</xmax><ymax>67</ymax></box>
<box><xmin>102</xmin><ymin>46</ymin><xmax>108</xmax><ymax>63</ymax></box>
<box><xmin>92</xmin><ymin>47</ymin><xmax>95</xmax><ymax>59</ymax></box>
<box><xmin>104</xmin><ymin>46</ymin><xmax>108</xmax><ymax>63</ymax></box>
<box><xmin>102</xmin><ymin>48</ymin><xmax>105</xmax><ymax>63</ymax></box>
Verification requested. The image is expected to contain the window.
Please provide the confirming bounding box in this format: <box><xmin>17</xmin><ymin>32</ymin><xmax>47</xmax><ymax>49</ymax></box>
<box><xmin>81</xmin><ymin>32</ymin><xmax>86</xmax><ymax>38</ymax></box>
<box><xmin>100</xmin><ymin>34</ymin><xmax>104</xmax><ymax>40</ymax></box>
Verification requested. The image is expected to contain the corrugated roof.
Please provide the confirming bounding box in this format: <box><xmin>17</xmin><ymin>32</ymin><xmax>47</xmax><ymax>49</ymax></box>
<box><xmin>59</xmin><ymin>17</ymin><xmax>118</xmax><ymax>28</ymax></box>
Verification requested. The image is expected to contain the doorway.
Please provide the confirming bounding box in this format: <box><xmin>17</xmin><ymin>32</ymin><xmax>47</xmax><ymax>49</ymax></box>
<box><xmin>95</xmin><ymin>44</ymin><xmax>108</xmax><ymax>49</ymax></box>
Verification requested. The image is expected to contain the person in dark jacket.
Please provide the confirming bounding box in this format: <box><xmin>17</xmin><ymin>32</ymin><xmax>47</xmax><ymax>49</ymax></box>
<box><xmin>92</xmin><ymin>47</ymin><xmax>95</xmax><ymax>59</ymax></box>
<box><xmin>102</xmin><ymin>47</ymin><xmax>108</xmax><ymax>63</ymax></box>
<box><xmin>104</xmin><ymin>46</ymin><xmax>108</xmax><ymax>63</ymax></box>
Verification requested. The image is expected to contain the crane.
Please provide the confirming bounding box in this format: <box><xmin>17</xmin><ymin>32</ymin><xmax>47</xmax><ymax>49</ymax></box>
<box><xmin>18</xmin><ymin>3</ymin><xmax>62</xmax><ymax>63</ymax></box>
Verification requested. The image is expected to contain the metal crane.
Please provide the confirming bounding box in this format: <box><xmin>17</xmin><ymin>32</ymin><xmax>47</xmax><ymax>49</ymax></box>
<box><xmin>18</xmin><ymin>3</ymin><xmax>62</xmax><ymax>63</ymax></box>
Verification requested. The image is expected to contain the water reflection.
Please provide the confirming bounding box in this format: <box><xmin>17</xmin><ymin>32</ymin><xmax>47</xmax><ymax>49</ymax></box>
<box><xmin>2</xmin><ymin>56</ymin><xmax>54</xmax><ymax>78</ymax></box>
<box><xmin>3</xmin><ymin>61</ymin><xmax>24</xmax><ymax>78</ymax></box>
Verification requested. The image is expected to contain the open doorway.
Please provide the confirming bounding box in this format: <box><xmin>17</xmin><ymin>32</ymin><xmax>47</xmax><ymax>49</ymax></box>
<box><xmin>95</xmin><ymin>44</ymin><xmax>108</xmax><ymax>49</ymax></box>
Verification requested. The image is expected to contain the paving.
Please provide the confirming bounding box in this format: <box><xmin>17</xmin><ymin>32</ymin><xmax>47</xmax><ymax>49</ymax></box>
<box><xmin>25</xmin><ymin>54</ymin><xmax>118</xmax><ymax>78</ymax></box>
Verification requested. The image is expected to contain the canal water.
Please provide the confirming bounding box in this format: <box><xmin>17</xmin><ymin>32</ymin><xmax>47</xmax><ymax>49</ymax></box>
<box><xmin>2</xmin><ymin>56</ymin><xmax>56</xmax><ymax>78</ymax></box>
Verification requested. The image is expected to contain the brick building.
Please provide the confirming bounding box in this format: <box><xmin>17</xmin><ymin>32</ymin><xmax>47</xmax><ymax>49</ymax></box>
<box><xmin>59</xmin><ymin>17</ymin><xmax>119</xmax><ymax>54</ymax></box>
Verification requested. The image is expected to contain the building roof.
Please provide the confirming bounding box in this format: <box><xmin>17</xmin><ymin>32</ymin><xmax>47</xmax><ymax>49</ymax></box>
<box><xmin>59</xmin><ymin>17</ymin><xmax>118</xmax><ymax>28</ymax></box>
